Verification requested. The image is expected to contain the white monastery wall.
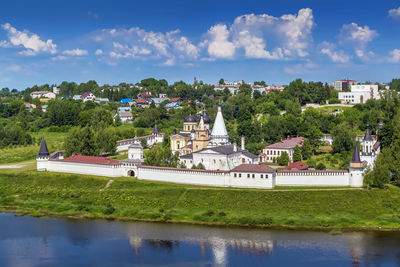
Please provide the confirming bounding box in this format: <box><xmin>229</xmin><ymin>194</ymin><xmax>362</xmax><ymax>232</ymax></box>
<box><xmin>229</xmin><ymin>172</ymin><xmax>275</xmax><ymax>189</ymax></box>
<box><xmin>137</xmin><ymin>166</ymin><xmax>229</xmax><ymax>187</ymax></box>
<box><xmin>276</xmin><ymin>171</ymin><xmax>349</xmax><ymax>187</ymax></box>
<box><xmin>47</xmin><ymin>160</ymin><xmax>125</xmax><ymax>177</ymax></box>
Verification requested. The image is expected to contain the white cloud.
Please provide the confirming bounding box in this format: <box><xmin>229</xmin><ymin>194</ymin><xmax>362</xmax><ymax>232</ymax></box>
<box><xmin>355</xmin><ymin>49</ymin><xmax>374</xmax><ymax>61</ymax></box>
<box><xmin>5</xmin><ymin>64</ymin><xmax>21</xmax><ymax>72</ymax></box>
<box><xmin>90</xmin><ymin>26</ymin><xmax>198</xmax><ymax>65</ymax></box>
<box><xmin>62</xmin><ymin>48</ymin><xmax>88</xmax><ymax>56</ymax></box>
<box><xmin>388</xmin><ymin>49</ymin><xmax>400</xmax><ymax>63</ymax></box>
<box><xmin>204</xmin><ymin>24</ymin><xmax>236</xmax><ymax>59</ymax></box>
<box><xmin>319</xmin><ymin>41</ymin><xmax>350</xmax><ymax>63</ymax></box>
<box><xmin>203</xmin><ymin>8</ymin><xmax>314</xmax><ymax>60</ymax></box>
<box><xmin>340</xmin><ymin>23</ymin><xmax>377</xmax><ymax>43</ymax></box>
<box><xmin>0</xmin><ymin>40</ymin><xmax>10</xmax><ymax>47</ymax></box>
<box><xmin>389</xmin><ymin>7</ymin><xmax>400</xmax><ymax>18</ymax></box>
<box><xmin>284</xmin><ymin>60</ymin><xmax>317</xmax><ymax>74</ymax></box>
<box><xmin>1</xmin><ymin>23</ymin><xmax>57</xmax><ymax>55</ymax></box>
<box><xmin>95</xmin><ymin>49</ymin><xmax>103</xmax><ymax>55</ymax></box>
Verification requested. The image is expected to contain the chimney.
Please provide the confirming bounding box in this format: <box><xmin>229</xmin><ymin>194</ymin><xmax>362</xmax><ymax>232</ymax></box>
<box><xmin>233</xmin><ymin>142</ymin><xmax>237</xmax><ymax>152</ymax></box>
<box><xmin>241</xmin><ymin>136</ymin><xmax>245</xmax><ymax>150</ymax></box>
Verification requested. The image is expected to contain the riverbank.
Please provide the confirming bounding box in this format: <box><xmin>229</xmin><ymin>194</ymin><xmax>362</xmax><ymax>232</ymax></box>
<box><xmin>1</xmin><ymin>164</ymin><xmax>400</xmax><ymax>231</ymax></box>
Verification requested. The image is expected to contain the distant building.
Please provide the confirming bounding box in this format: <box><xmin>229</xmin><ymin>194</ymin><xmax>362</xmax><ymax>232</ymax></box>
<box><xmin>338</xmin><ymin>84</ymin><xmax>380</xmax><ymax>104</ymax></box>
<box><xmin>30</xmin><ymin>91</ymin><xmax>56</xmax><ymax>99</ymax></box>
<box><xmin>80</xmin><ymin>92</ymin><xmax>96</xmax><ymax>102</ymax></box>
<box><xmin>95</xmin><ymin>98</ymin><xmax>109</xmax><ymax>103</ymax></box>
<box><xmin>333</xmin><ymin>80</ymin><xmax>357</xmax><ymax>91</ymax></box>
<box><xmin>120</xmin><ymin>98</ymin><xmax>133</xmax><ymax>104</ymax></box>
<box><xmin>261</xmin><ymin>137</ymin><xmax>304</xmax><ymax>163</ymax></box>
<box><xmin>73</xmin><ymin>95</ymin><xmax>81</xmax><ymax>101</ymax></box>
<box><xmin>118</xmin><ymin>107</ymin><xmax>132</xmax><ymax>113</ymax></box>
<box><xmin>137</xmin><ymin>92</ymin><xmax>153</xmax><ymax>100</ymax></box>
<box><xmin>53</xmin><ymin>86</ymin><xmax>60</xmax><ymax>95</ymax></box>
<box><xmin>118</xmin><ymin>111</ymin><xmax>133</xmax><ymax>123</ymax></box>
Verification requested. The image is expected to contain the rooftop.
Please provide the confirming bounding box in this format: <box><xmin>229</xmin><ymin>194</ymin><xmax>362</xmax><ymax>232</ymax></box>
<box><xmin>231</xmin><ymin>164</ymin><xmax>275</xmax><ymax>173</ymax></box>
<box><xmin>60</xmin><ymin>154</ymin><xmax>120</xmax><ymax>165</ymax></box>
<box><xmin>283</xmin><ymin>161</ymin><xmax>309</xmax><ymax>170</ymax></box>
<box><xmin>264</xmin><ymin>137</ymin><xmax>304</xmax><ymax>149</ymax></box>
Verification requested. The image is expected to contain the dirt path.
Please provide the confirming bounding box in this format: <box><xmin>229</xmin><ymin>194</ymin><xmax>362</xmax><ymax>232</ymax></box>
<box><xmin>0</xmin><ymin>164</ymin><xmax>25</xmax><ymax>169</ymax></box>
<box><xmin>100</xmin><ymin>180</ymin><xmax>114</xmax><ymax>191</ymax></box>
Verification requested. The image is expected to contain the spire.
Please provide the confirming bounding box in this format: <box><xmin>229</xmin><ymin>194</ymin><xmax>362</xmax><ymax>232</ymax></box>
<box><xmin>207</xmin><ymin>104</ymin><xmax>230</xmax><ymax>147</ymax></box>
<box><xmin>351</xmin><ymin>141</ymin><xmax>361</xmax><ymax>163</ymax></box>
<box><xmin>38</xmin><ymin>138</ymin><xmax>50</xmax><ymax>157</ymax></box>
<box><xmin>363</xmin><ymin>124</ymin><xmax>373</xmax><ymax>141</ymax></box>
<box><xmin>198</xmin><ymin>114</ymin><xmax>206</xmax><ymax>130</ymax></box>
<box><xmin>153</xmin><ymin>124</ymin><xmax>159</xmax><ymax>135</ymax></box>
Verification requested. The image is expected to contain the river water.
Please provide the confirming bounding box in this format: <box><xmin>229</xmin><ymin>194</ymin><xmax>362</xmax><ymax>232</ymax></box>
<box><xmin>0</xmin><ymin>213</ymin><xmax>399</xmax><ymax>266</ymax></box>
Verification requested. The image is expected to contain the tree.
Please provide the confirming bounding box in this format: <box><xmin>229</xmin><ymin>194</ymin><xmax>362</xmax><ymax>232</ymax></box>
<box><xmin>363</xmin><ymin>149</ymin><xmax>392</xmax><ymax>188</ymax></box>
<box><xmin>316</xmin><ymin>163</ymin><xmax>326</xmax><ymax>170</ymax></box>
<box><xmin>144</xmin><ymin>144</ymin><xmax>179</xmax><ymax>167</ymax></box>
<box><xmin>64</xmin><ymin>127</ymin><xmax>98</xmax><ymax>157</ymax></box>
<box><xmin>301</xmin><ymin>139</ymin><xmax>312</xmax><ymax>160</ymax></box>
<box><xmin>293</xmin><ymin>145</ymin><xmax>302</xmax><ymax>162</ymax></box>
<box><xmin>332</xmin><ymin>122</ymin><xmax>355</xmax><ymax>154</ymax></box>
<box><xmin>219</xmin><ymin>78</ymin><xmax>225</xmax><ymax>85</ymax></box>
<box><xmin>277</xmin><ymin>151</ymin><xmax>289</xmax><ymax>166</ymax></box>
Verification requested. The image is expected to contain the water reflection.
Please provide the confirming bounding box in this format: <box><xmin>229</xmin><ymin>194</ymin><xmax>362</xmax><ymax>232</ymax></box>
<box><xmin>0</xmin><ymin>213</ymin><xmax>400</xmax><ymax>267</ymax></box>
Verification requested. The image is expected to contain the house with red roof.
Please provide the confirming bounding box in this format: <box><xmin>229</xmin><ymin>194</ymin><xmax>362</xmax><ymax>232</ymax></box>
<box><xmin>80</xmin><ymin>92</ymin><xmax>96</xmax><ymax>102</ymax></box>
<box><xmin>283</xmin><ymin>161</ymin><xmax>309</xmax><ymax>170</ymax></box>
<box><xmin>261</xmin><ymin>137</ymin><xmax>304</xmax><ymax>163</ymax></box>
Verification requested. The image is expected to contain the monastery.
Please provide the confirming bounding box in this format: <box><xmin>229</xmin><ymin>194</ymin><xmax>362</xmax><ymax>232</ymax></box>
<box><xmin>36</xmin><ymin>105</ymin><xmax>380</xmax><ymax>189</ymax></box>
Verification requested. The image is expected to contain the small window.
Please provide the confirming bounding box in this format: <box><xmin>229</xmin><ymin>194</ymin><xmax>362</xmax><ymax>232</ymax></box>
<box><xmin>261</xmin><ymin>174</ymin><xmax>264</xmax><ymax>178</ymax></box>
<box><xmin>266</xmin><ymin>175</ymin><xmax>269</xmax><ymax>179</ymax></box>
<box><xmin>252</xmin><ymin>174</ymin><xmax>255</xmax><ymax>178</ymax></box>
<box><xmin>247</xmin><ymin>174</ymin><xmax>250</xmax><ymax>178</ymax></box>
<box><xmin>239</xmin><ymin>174</ymin><xmax>242</xmax><ymax>178</ymax></box>
<box><xmin>234</xmin><ymin>173</ymin><xmax>237</xmax><ymax>178</ymax></box>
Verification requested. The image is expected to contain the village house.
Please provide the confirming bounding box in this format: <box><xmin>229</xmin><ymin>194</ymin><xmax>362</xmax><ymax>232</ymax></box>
<box><xmin>80</xmin><ymin>92</ymin><xmax>96</xmax><ymax>102</ymax></box>
<box><xmin>261</xmin><ymin>137</ymin><xmax>304</xmax><ymax>163</ymax></box>
<box><xmin>118</xmin><ymin>111</ymin><xmax>133</xmax><ymax>123</ymax></box>
<box><xmin>30</xmin><ymin>91</ymin><xmax>56</xmax><ymax>99</ymax></box>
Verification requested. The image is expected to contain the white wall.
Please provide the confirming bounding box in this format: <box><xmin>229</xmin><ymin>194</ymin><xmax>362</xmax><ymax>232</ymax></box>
<box><xmin>276</xmin><ymin>171</ymin><xmax>350</xmax><ymax>186</ymax></box>
<box><xmin>229</xmin><ymin>172</ymin><xmax>275</xmax><ymax>189</ymax></box>
<box><xmin>138</xmin><ymin>166</ymin><xmax>229</xmax><ymax>187</ymax></box>
<box><xmin>47</xmin><ymin>160</ymin><xmax>126</xmax><ymax>177</ymax></box>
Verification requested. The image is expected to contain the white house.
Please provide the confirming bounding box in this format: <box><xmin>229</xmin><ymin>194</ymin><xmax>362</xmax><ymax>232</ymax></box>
<box><xmin>80</xmin><ymin>92</ymin><xmax>96</xmax><ymax>102</ymax></box>
<box><xmin>30</xmin><ymin>91</ymin><xmax>56</xmax><ymax>99</ymax></box>
<box><xmin>118</xmin><ymin>111</ymin><xmax>133</xmax><ymax>123</ymax></box>
<box><xmin>338</xmin><ymin>84</ymin><xmax>380</xmax><ymax>104</ymax></box>
<box><xmin>261</xmin><ymin>137</ymin><xmax>304</xmax><ymax>163</ymax></box>
<box><xmin>333</xmin><ymin>80</ymin><xmax>357</xmax><ymax>91</ymax></box>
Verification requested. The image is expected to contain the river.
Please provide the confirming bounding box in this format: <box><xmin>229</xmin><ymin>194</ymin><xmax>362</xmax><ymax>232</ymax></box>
<box><xmin>0</xmin><ymin>213</ymin><xmax>399</xmax><ymax>266</ymax></box>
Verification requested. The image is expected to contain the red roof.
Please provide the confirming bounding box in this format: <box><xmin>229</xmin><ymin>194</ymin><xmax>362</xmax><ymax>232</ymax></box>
<box><xmin>133</xmin><ymin>99</ymin><xmax>149</xmax><ymax>104</ymax></box>
<box><xmin>231</xmin><ymin>164</ymin><xmax>275</xmax><ymax>173</ymax></box>
<box><xmin>61</xmin><ymin>154</ymin><xmax>120</xmax><ymax>165</ymax></box>
<box><xmin>137</xmin><ymin>165</ymin><xmax>229</xmax><ymax>173</ymax></box>
<box><xmin>283</xmin><ymin>161</ymin><xmax>309</xmax><ymax>170</ymax></box>
<box><xmin>278</xmin><ymin>169</ymin><xmax>348</xmax><ymax>173</ymax></box>
<box><xmin>81</xmin><ymin>92</ymin><xmax>92</xmax><ymax>99</ymax></box>
<box><xmin>264</xmin><ymin>137</ymin><xmax>304</xmax><ymax>149</ymax></box>
<box><xmin>169</xmin><ymin>97</ymin><xmax>181</xmax><ymax>102</ymax></box>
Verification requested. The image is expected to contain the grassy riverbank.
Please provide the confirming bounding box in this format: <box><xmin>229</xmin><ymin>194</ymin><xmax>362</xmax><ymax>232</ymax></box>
<box><xmin>1</xmin><ymin>164</ymin><xmax>400</xmax><ymax>230</ymax></box>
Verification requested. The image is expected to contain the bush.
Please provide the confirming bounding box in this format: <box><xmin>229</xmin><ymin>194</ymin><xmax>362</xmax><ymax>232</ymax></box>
<box><xmin>103</xmin><ymin>203</ymin><xmax>115</xmax><ymax>215</ymax></box>
<box><xmin>328</xmin><ymin>98</ymin><xmax>341</xmax><ymax>104</ymax></box>
<box><xmin>316</xmin><ymin>163</ymin><xmax>326</xmax><ymax>170</ymax></box>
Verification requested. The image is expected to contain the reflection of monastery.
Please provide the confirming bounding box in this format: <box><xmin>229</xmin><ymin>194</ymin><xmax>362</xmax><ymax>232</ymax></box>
<box><xmin>37</xmin><ymin>104</ymin><xmax>380</xmax><ymax>189</ymax></box>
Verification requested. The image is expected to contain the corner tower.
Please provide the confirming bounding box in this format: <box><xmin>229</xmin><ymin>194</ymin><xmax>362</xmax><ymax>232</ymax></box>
<box><xmin>36</xmin><ymin>138</ymin><xmax>50</xmax><ymax>171</ymax></box>
<box><xmin>349</xmin><ymin>141</ymin><xmax>366</xmax><ymax>187</ymax></box>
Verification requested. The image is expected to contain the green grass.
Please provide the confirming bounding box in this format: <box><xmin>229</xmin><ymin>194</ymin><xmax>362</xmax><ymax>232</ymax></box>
<box><xmin>1</xmin><ymin>165</ymin><xmax>400</xmax><ymax>229</ymax></box>
<box><xmin>0</xmin><ymin>131</ymin><xmax>67</xmax><ymax>164</ymax></box>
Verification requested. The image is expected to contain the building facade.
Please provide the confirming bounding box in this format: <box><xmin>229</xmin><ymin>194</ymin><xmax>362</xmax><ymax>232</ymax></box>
<box><xmin>338</xmin><ymin>84</ymin><xmax>380</xmax><ymax>104</ymax></box>
<box><xmin>261</xmin><ymin>137</ymin><xmax>304</xmax><ymax>163</ymax></box>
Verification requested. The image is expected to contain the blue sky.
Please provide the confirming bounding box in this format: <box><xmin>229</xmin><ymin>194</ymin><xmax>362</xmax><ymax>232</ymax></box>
<box><xmin>1</xmin><ymin>0</ymin><xmax>400</xmax><ymax>89</ymax></box>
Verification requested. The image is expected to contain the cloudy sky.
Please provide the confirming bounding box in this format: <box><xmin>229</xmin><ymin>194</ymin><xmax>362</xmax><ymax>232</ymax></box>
<box><xmin>1</xmin><ymin>0</ymin><xmax>400</xmax><ymax>89</ymax></box>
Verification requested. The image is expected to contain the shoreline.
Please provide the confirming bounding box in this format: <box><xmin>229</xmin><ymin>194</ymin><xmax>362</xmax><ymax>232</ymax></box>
<box><xmin>2</xmin><ymin>207</ymin><xmax>399</xmax><ymax>233</ymax></box>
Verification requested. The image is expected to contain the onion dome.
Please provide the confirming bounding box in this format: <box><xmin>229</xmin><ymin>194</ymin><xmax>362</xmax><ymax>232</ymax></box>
<box><xmin>184</xmin><ymin>115</ymin><xmax>197</xmax><ymax>123</ymax></box>
<box><xmin>203</xmin><ymin>112</ymin><xmax>211</xmax><ymax>124</ymax></box>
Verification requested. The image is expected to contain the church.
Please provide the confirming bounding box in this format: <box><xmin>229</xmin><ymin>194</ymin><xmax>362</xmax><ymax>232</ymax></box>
<box><xmin>178</xmin><ymin>105</ymin><xmax>259</xmax><ymax>170</ymax></box>
<box><xmin>169</xmin><ymin>111</ymin><xmax>211</xmax><ymax>155</ymax></box>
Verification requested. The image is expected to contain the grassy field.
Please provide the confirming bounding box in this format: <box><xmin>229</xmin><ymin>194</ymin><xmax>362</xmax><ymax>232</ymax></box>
<box><xmin>1</xmin><ymin>164</ymin><xmax>400</xmax><ymax>230</ymax></box>
<box><xmin>0</xmin><ymin>131</ymin><xmax>67</xmax><ymax>164</ymax></box>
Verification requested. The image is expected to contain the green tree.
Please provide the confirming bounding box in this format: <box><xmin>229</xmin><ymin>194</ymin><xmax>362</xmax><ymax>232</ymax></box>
<box><xmin>301</xmin><ymin>139</ymin><xmax>312</xmax><ymax>160</ymax></box>
<box><xmin>316</xmin><ymin>163</ymin><xmax>326</xmax><ymax>170</ymax></box>
<box><xmin>219</xmin><ymin>78</ymin><xmax>225</xmax><ymax>85</ymax></box>
<box><xmin>332</xmin><ymin>122</ymin><xmax>355</xmax><ymax>154</ymax></box>
<box><xmin>144</xmin><ymin>144</ymin><xmax>179</xmax><ymax>167</ymax></box>
<box><xmin>293</xmin><ymin>145</ymin><xmax>302</xmax><ymax>162</ymax></box>
<box><xmin>277</xmin><ymin>151</ymin><xmax>289</xmax><ymax>166</ymax></box>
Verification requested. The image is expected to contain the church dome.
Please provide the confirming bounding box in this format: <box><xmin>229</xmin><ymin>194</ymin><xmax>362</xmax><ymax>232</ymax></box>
<box><xmin>184</xmin><ymin>115</ymin><xmax>197</xmax><ymax>123</ymax></box>
<box><xmin>203</xmin><ymin>113</ymin><xmax>211</xmax><ymax>124</ymax></box>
